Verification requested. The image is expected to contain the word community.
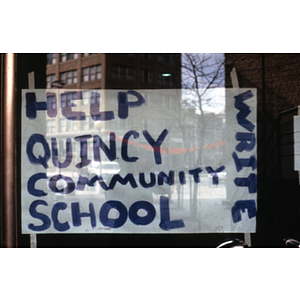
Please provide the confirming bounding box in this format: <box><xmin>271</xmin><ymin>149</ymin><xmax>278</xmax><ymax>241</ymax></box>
<box><xmin>28</xmin><ymin>166</ymin><xmax>223</xmax><ymax>196</ymax></box>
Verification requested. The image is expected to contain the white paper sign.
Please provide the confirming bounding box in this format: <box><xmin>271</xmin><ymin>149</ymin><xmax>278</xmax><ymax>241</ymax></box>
<box><xmin>21</xmin><ymin>88</ymin><xmax>257</xmax><ymax>234</ymax></box>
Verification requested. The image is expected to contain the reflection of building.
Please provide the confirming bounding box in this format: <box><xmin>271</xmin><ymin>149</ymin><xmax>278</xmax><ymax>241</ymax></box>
<box><xmin>46</xmin><ymin>53</ymin><xmax>181</xmax><ymax>89</ymax></box>
<box><xmin>45</xmin><ymin>53</ymin><xmax>182</xmax><ymax>139</ymax></box>
<box><xmin>45</xmin><ymin>53</ymin><xmax>182</xmax><ymax>173</ymax></box>
<box><xmin>45</xmin><ymin>54</ymin><xmax>227</xmax><ymax>173</ymax></box>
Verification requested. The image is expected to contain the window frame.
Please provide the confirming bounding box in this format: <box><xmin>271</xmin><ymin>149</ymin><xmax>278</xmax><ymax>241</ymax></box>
<box><xmin>82</xmin><ymin>65</ymin><xmax>102</xmax><ymax>82</ymax></box>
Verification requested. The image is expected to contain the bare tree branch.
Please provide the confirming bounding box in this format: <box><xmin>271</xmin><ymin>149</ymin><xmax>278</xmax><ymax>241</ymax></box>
<box><xmin>181</xmin><ymin>53</ymin><xmax>225</xmax><ymax>114</ymax></box>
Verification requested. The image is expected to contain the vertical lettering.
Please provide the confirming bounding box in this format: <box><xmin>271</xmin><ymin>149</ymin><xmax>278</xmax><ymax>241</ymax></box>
<box><xmin>232</xmin><ymin>152</ymin><xmax>257</xmax><ymax>172</ymax></box>
<box><xmin>234</xmin><ymin>173</ymin><xmax>257</xmax><ymax>193</ymax></box>
<box><xmin>234</xmin><ymin>90</ymin><xmax>255</xmax><ymax>132</ymax></box>
<box><xmin>235</xmin><ymin>132</ymin><xmax>256</xmax><ymax>152</ymax></box>
<box><xmin>231</xmin><ymin>200</ymin><xmax>257</xmax><ymax>223</ymax></box>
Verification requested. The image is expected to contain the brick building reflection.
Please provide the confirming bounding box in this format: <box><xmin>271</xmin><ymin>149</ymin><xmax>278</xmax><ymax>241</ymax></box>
<box><xmin>45</xmin><ymin>54</ymin><xmax>183</xmax><ymax>175</ymax></box>
<box><xmin>46</xmin><ymin>53</ymin><xmax>181</xmax><ymax>90</ymax></box>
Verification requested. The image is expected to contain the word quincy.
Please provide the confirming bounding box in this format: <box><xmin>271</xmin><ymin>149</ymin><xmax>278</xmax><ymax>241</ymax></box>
<box><xmin>27</xmin><ymin>129</ymin><xmax>168</xmax><ymax>167</ymax></box>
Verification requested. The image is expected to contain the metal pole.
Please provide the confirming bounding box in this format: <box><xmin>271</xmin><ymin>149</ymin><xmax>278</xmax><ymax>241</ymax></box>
<box><xmin>2</xmin><ymin>53</ymin><xmax>18</xmax><ymax>247</ymax></box>
<box><xmin>28</xmin><ymin>71</ymin><xmax>37</xmax><ymax>248</ymax></box>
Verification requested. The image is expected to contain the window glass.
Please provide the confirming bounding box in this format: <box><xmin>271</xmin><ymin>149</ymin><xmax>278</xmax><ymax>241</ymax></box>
<box><xmin>127</xmin><ymin>67</ymin><xmax>134</xmax><ymax>81</ymax></box>
<box><xmin>15</xmin><ymin>49</ymin><xmax>300</xmax><ymax>250</ymax></box>
<box><xmin>111</xmin><ymin>65</ymin><xmax>135</xmax><ymax>82</ymax></box>
<box><xmin>96</xmin><ymin>65</ymin><xmax>102</xmax><ymax>79</ymax></box>
<box><xmin>111</xmin><ymin>65</ymin><xmax>118</xmax><ymax>79</ymax></box>
<box><xmin>82</xmin><ymin>65</ymin><xmax>101</xmax><ymax>82</ymax></box>
<box><xmin>119</xmin><ymin>66</ymin><xmax>125</xmax><ymax>80</ymax></box>
<box><xmin>142</xmin><ymin>69</ymin><xmax>152</xmax><ymax>83</ymax></box>
<box><xmin>59</xmin><ymin>72</ymin><xmax>66</xmax><ymax>83</ymax></box>
<box><xmin>90</xmin><ymin>66</ymin><xmax>95</xmax><ymax>80</ymax></box>
<box><xmin>47</xmin><ymin>53</ymin><xmax>56</xmax><ymax>65</ymax></box>
<box><xmin>22</xmin><ymin>53</ymin><xmax>262</xmax><ymax>247</ymax></box>
<box><xmin>73</xmin><ymin>70</ymin><xmax>77</xmax><ymax>83</ymax></box>
<box><xmin>61</xmin><ymin>53</ymin><xmax>67</xmax><ymax>62</ymax></box>
<box><xmin>46</xmin><ymin>74</ymin><xmax>56</xmax><ymax>88</ymax></box>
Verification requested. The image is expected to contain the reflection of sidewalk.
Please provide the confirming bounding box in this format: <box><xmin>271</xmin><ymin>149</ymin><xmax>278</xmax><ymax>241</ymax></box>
<box><xmin>162</xmin><ymin>176</ymin><xmax>228</xmax><ymax>232</ymax></box>
<box><xmin>170</xmin><ymin>176</ymin><xmax>226</xmax><ymax>208</ymax></box>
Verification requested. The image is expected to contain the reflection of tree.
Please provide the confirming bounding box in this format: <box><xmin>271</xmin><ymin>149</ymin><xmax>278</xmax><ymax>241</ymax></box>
<box><xmin>181</xmin><ymin>53</ymin><xmax>225</xmax><ymax>114</ymax></box>
<box><xmin>180</xmin><ymin>53</ymin><xmax>225</xmax><ymax>220</ymax></box>
<box><xmin>180</xmin><ymin>53</ymin><xmax>225</xmax><ymax>162</ymax></box>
